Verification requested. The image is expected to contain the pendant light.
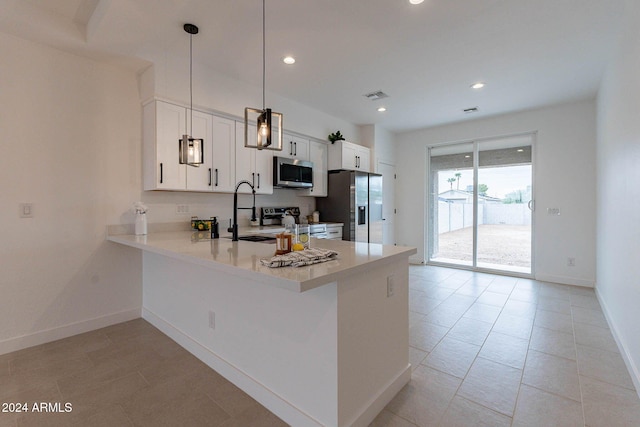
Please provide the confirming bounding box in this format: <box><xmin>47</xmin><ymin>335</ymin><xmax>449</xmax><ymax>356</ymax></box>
<box><xmin>244</xmin><ymin>0</ymin><xmax>283</xmax><ymax>151</ymax></box>
<box><xmin>179</xmin><ymin>23</ymin><xmax>204</xmax><ymax>166</ymax></box>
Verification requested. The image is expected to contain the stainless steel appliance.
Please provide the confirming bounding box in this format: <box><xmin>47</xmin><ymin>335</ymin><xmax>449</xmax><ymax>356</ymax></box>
<box><xmin>316</xmin><ymin>170</ymin><xmax>383</xmax><ymax>243</ymax></box>
<box><xmin>273</xmin><ymin>157</ymin><xmax>313</xmax><ymax>188</ymax></box>
<box><xmin>260</xmin><ymin>206</ymin><xmax>301</xmax><ymax>226</ymax></box>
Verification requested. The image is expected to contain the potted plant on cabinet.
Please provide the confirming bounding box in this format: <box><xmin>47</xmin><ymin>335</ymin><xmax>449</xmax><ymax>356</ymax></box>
<box><xmin>328</xmin><ymin>131</ymin><xmax>345</xmax><ymax>144</ymax></box>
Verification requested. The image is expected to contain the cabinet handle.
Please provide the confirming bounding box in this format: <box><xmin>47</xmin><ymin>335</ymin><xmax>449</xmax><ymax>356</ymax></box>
<box><xmin>160</xmin><ymin>163</ymin><xmax>163</xmax><ymax>184</ymax></box>
<box><xmin>252</xmin><ymin>172</ymin><xmax>255</xmax><ymax>186</ymax></box>
<box><xmin>215</xmin><ymin>169</ymin><xmax>219</xmax><ymax>187</ymax></box>
<box><xmin>294</xmin><ymin>142</ymin><xmax>297</xmax><ymax>156</ymax></box>
<box><xmin>257</xmin><ymin>173</ymin><xmax>261</xmax><ymax>189</ymax></box>
<box><xmin>208</xmin><ymin>168</ymin><xmax>212</xmax><ymax>186</ymax></box>
<box><xmin>289</xmin><ymin>141</ymin><xmax>293</xmax><ymax>156</ymax></box>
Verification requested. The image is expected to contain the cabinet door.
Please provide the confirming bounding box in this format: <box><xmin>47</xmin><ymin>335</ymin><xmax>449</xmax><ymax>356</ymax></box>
<box><xmin>186</xmin><ymin>110</ymin><xmax>213</xmax><ymax>192</ymax></box>
<box><xmin>211</xmin><ymin>115</ymin><xmax>236</xmax><ymax>193</ymax></box>
<box><xmin>254</xmin><ymin>144</ymin><xmax>273</xmax><ymax>194</ymax></box>
<box><xmin>342</xmin><ymin>142</ymin><xmax>359</xmax><ymax>170</ymax></box>
<box><xmin>302</xmin><ymin>141</ymin><xmax>328</xmax><ymax>197</ymax></box>
<box><xmin>356</xmin><ymin>146</ymin><xmax>370</xmax><ymax>172</ymax></box>
<box><xmin>156</xmin><ymin>101</ymin><xmax>187</xmax><ymax>190</ymax></box>
<box><xmin>282</xmin><ymin>133</ymin><xmax>310</xmax><ymax>160</ymax></box>
<box><xmin>235</xmin><ymin>122</ymin><xmax>255</xmax><ymax>194</ymax></box>
<box><xmin>235</xmin><ymin>122</ymin><xmax>273</xmax><ymax>195</ymax></box>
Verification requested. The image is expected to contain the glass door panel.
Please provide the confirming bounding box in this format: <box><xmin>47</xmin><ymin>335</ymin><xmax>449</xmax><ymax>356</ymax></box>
<box><xmin>427</xmin><ymin>134</ymin><xmax>534</xmax><ymax>276</ymax></box>
<box><xmin>428</xmin><ymin>143</ymin><xmax>475</xmax><ymax>267</ymax></box>
<box><xmin>477</xmin><ymin>139</ymin><xmax>532</xmax><ymax>274</ymax></box>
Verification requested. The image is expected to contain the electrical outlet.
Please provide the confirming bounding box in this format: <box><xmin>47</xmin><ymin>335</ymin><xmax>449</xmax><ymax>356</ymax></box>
<box><xmin>547</xmin><ymin>208</ymin><xmax>561</xmax><ymax>216</ymax></box>
<box><xmin>387</xmin><ymin>275</ymin><xmax>395</xmax><ymax>298</ymax></box>
<box><xmin>176</xmin><ymin>204</ymin><xmax>190</xmax><ymax>214</ymax></box>
<box><xmin>208</xmin><ymin>310</ymin><xmax>215</xmax><ymax>329</ymax></box>
<box><xmin>567</xmin><ymin>257</ymin><xmax>576</xmax><ymax>267</ymax></box>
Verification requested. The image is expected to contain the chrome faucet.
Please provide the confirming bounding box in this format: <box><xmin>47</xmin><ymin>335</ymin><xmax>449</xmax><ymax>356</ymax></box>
<box><xmin>228</xmin><ymin>180</ymin><xmax>257</xmax><ymax>241</ymax></box>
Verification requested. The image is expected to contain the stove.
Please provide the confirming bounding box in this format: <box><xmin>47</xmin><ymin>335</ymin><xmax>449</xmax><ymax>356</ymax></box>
<box><xmin>260</xmin><ymin>206</ymin><xmax>301</xmax><ymax>226</ymax></box>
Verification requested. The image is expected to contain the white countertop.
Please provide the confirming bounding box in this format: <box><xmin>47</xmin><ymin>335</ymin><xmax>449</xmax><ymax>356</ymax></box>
<box><xmin>107</xmin><ymin>227</ymin><xmax>415</xmax><ymax>292</ymax></box>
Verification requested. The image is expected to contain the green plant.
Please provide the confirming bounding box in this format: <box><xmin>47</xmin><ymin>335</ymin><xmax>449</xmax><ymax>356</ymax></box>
<box><xmin>328</xmin><ymin>131</ymin><xmax>345</xmax><ymax>143</ymax></box>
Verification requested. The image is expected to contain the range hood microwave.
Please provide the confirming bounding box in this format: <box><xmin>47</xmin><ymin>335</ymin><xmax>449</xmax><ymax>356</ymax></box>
<box><xmin>273</xmin><ymin>157</ymin><xmax>313</xmax><ymax>188</ymax></box>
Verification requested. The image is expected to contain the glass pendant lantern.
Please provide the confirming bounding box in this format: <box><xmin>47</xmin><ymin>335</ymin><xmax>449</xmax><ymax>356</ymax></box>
<box><xmin>179</xmin><ymin>23</ymin><xmax>205</xmax><ymax>166</ymax></box>
<box><xmin>244</xmin><ymin>0</ymin><xmax>283</xmax><ymax>151</ymax></box>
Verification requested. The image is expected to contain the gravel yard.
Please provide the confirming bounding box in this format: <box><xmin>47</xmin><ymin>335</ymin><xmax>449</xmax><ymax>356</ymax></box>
<box><xmin>433</xmin><ymin>225</ymin><xmax>531</xmax><ymax>268</ymax></box>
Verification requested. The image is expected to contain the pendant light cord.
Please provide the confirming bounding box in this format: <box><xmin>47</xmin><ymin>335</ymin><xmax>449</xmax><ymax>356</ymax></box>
<box><xmin>262</xmin><ymin>0</ymin><xmax>266</xmax><ymax>110</ymax></box>
<box><xmin>189</xmin><ymin>31</ymin><xmax>193</xmax><ymax>136</ymax></box>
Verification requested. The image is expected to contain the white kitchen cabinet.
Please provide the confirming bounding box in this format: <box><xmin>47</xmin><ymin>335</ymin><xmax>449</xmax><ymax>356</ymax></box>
<box><xmin>235</xmin><ymin>122</ymin><xmax>273</xmax><ymax>195</ymax></box>
<box><xmin>185</xmin><ymin>110</ymin><xmax>213</xmax><ymax>192</ymax></box>
<box><xmin>209</xmin><ymin>115</ymin><xmax>236</xmax><ymax>193</ymax></box>
<box><xmin>327</xmin><ymin>140</ymin><xmax>370</xmax><ymax>172</ymax></box>
<box><xmin>326</xmin><ymin>224</ymin><xmax>343</xmax><ymax>240</ymax></box>
<box><xmin>143</xmin><ymin>100</ymin><xmax>187</xmax><ymax>190</ymax></box>
<box><xmin>280</xmin><ymin>133</ymin><xmax>310</xmax><ymax>161</ymax></box>
<box><xmin>302</xmin><ymin>140</ymin><xmax>328</xmax><ymax>197</ymax></box>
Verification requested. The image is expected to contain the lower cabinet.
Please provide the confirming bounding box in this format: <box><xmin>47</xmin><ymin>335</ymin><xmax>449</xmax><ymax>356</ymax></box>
<box><xmin>326</xmin><ymin>224</ymin><xmax>343</xmax><ymax>240</ymax></box>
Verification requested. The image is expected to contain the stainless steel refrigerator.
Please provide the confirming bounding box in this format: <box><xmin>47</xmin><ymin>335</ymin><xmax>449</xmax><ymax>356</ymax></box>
<box><xmin>316</xmin><ymin>170</ymin><xmax>383</xmax><ymax>243</ymax></box>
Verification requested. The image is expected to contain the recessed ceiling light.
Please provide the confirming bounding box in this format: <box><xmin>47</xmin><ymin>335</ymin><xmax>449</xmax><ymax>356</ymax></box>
<box><xmin>377</xmin><ymin>107</ymin><xmax>387</xmax><ymax>112</ymax></box>
<box><xmin>471</xmin><ymin>82</ymin><xmax>485</xmax><ymax>89</ymax></box>
<box><xmin>283</xmin><ymin>56</ymin><xmax>295</xmax><ymax>65</ymax></box>
<box><xmin>409</xmin><ymin>0</ymin><xmax>425</xmax><ymax>4</ymax></box>
<box><xmin>517</xmin><ymin>148</ymin><xmax>524</xmax><ymax>152</ymax></box>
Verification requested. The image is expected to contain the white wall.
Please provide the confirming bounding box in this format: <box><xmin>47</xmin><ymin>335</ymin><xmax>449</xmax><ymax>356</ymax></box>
<box><xmin>0</xmin><ymin>33</ymin><xmax>142</xmax><ymax>353</ymax></box>
<box><xmin>396</xmin><ymin>100</ymin><xmax>597</xmax><ymax>286</ymax></box>
<box><xmin>595</xmin><ymin>0</ymin><xmax>640</xmax><ymax>390</ymax></box>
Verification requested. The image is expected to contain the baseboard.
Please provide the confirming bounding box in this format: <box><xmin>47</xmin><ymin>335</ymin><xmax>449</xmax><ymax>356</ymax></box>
<box><xmin>348</xmin><ymin>364</ymin><xmax>411</xmax><ymax>427</ymax></box>
<box><xmin>595</xmin><ymin>288</ymin><xmax>640</xmax><ymax>397</ymax></box>
<box><xmin>534</xmin><ymin>273</ymin><xmax>595</xmax><ymax>288</ymax></box>
<box><xmin>0</xmin><ymin>308</ymin><xmax>141</xmax><ymax>356</ymax></box>
<box><xmin>142</xmin><ymin>308</ymin><xmax>324</xmax><ymax>427</ymax></box>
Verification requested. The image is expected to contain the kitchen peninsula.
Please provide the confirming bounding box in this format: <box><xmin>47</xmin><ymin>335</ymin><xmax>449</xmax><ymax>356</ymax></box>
<box><xmin>108</xmin><ymin>227</ymin><xmax>416</xmax><ymax>427</ymax></box>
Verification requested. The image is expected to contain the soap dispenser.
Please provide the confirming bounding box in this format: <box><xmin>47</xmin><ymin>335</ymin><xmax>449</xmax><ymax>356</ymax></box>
<box><xmin>210</xmin><ymin>217</ymin><xmax>219</xmax><ymax>239</ymax></box>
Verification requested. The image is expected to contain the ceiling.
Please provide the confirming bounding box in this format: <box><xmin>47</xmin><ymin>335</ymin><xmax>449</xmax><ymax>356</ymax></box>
<box><xmin>0</xmin><ymin>0</ymin><xmax>626</xmax><ymax>132</ymax></box>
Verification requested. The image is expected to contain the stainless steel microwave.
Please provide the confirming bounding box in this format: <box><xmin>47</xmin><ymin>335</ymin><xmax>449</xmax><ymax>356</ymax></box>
<box><xmin>273</xmin><ymin>157</ymin><xmax>313</xmax><ymax>188</ymax></box>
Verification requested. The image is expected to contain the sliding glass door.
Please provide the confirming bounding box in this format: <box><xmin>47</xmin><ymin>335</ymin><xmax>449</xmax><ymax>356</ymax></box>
<box><xmin>427</xmin><ymin>134</ymin><xmax>533</xmax><ymax>275</ymax></box>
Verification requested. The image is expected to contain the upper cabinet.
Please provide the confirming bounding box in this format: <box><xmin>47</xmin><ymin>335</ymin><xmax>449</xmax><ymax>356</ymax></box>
<box><xmin>301</xmin><ymin>141</ymin><xmax>328</xmax><ymax>197</ymax></box>
<box><xmin>327</xmin><ymin>140</ymin><xmax>371</xmax><ymax>172</ymax></box>
<box><xmin>280</xmin><ymin>133</ymin><xmax>310</xmax><ymax>161</ymax></box>
<box><xmin>143</xmin><ymin>100</ymin><xmax>186</xmax><ymax>190</ymax></box>
<box><xmin>235</xmin><ymin>122</ymin><xmax>273</xmax><ymax>195</ymax></box>
<box><xmin>143</xmin><ymin>100</ymin><xmax>237</xmax><ymax>193</ymax></box>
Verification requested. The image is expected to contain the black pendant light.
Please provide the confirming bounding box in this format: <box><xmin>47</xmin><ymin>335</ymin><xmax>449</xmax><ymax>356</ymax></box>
<box><xmin>179</xmin><ymin>23</ymin><xmax>204</xmax><ymax>166</ymax></box>
<box><xmin>244</xmin><ymin>0</ymin><xmax>283</xmax><ymax>151</ymax></box>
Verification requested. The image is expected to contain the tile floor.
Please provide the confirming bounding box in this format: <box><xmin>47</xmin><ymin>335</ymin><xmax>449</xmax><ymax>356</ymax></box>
<box><xmin>371</xmin><ymin>265</ymin><xmax>640</xmax><ymax>427</ymax></box>
<box><xmin>1</xmin><ymin>265</ymin><xmax>639</xmax><ymax>427</ymax></box>
<box><xmin>0</xmin><ymin>319</ymin><xmax>287</xmax><ymax>427</ymax></box>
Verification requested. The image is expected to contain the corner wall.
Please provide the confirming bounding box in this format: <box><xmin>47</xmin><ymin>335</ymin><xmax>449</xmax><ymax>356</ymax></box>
<box><xmin>395</xmin><ymin>100</ymin><xmax>597</xmax><ymax>286</ymax></box>
<box><xmin>0</xmin><ymin>33</ymin><xmax>142</xmax><ymax>353</ymax></box>
<box><xmin>595</xmin><ymin>0</ymin><xmax>640</xmax><ymax>391</ymax></box>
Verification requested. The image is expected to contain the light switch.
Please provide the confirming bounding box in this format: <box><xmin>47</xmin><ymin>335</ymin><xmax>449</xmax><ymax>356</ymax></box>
<box><xmin>19</xmin><ymin>203</ymin><xmax>33</xmax><ymax>218</ymax></box>
<box><xmin>547</xmin><ymin>208</ymin><xmax>560</xmax><ymax>216</ymax></box>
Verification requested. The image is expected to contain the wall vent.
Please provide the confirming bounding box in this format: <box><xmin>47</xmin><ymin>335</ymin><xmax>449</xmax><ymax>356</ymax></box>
<box><xmin>363</xmin><ymin>90</ymin><xmax>389</xmax><ymax>101</ymax></box>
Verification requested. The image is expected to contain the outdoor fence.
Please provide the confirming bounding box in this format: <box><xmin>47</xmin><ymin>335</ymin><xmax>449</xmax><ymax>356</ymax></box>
<box><xmin>437</xmin><ymin>201</ymin><xmax>531</xmax><ymax>233</ymax></box>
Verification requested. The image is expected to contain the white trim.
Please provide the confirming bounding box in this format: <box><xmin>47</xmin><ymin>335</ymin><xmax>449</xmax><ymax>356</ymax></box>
<box><xmin>0</xmin><ymin>308</ymin><xmax>141</xmax><ymax>356</ymax></box>
<box><xmin>347</xmin><ymin>365</ymin><xmax>411</xmax><ymax>427</ymax></box>
<box><xmin>142</xmin><ymin>308</ymin><xmax>324</xmax><ymax>427</ymax></box>
<box><xmin>595</xmin><ymin>288</ymin><xmax>640</xmax><ymax>398</ymax></box>
<box><xmin>534</xmin><ymin>273</ymin><xmax>595</xmax><ymax>287</ymax></box>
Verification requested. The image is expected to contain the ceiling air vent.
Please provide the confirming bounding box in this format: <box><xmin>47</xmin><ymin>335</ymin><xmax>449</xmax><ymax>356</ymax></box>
<box><xmin>363</xmin><ymin>90</ymin><xmax>389</xmax><ymax>101</ymax></box>
<box><xmin>463</xmin><ymin>107</ymin><xmax>479</xmax><ymax>114</ymax></box>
